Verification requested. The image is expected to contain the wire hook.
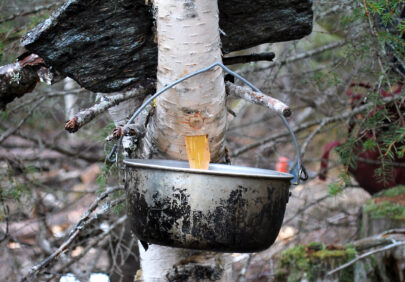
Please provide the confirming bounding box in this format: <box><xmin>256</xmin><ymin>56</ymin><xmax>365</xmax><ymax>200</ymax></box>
<box><xmin>106</xmin><ymin>62</ymin><xmax>306</xmax><ymax>184</ymax></box>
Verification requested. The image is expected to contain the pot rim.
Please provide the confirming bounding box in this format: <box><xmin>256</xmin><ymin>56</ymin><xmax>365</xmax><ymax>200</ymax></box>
<box><xmin>124</xmin><ymin>159</ymin><xmax>294</xmax><ymax>180</ymax></box>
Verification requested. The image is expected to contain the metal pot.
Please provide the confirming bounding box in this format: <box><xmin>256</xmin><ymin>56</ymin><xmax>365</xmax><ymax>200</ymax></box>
<box><xmin>125</xmin><ymin>159</ymin><xmax>293</xmax><ymax>252</ymax></box>
<box><xmin>118</xmin><ymin>63</ymin><xmax>306</xmax><ymax>252</ymax></box>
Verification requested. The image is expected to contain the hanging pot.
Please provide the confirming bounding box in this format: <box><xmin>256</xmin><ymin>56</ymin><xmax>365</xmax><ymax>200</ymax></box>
<box><xmin>117</xmin><ymin>63</ymin><xmax>306</xmax><ymax>252</ymax></box>
<box><xmin>125</xmin><ymin>159</ymin><xmax>294</xmax><ymax>252</ymax></box>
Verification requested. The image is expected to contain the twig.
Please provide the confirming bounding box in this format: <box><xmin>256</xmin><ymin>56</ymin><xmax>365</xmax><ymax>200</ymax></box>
<box><xmin>21</xmin><ymin>229</ymin><xmax>81</xmax><ymax>282</ymax></box>
<box><xmin>356</xmin><ymin>157</ymin><xmax>405</xmax><ymax>168</ymax></box>
<box><xmin>231</xmin><ymin>95</ymin><xmax>403</xmax><ymax>157</ymax></box>
<box><xmin>223</xmin><ymin>52</ymin><xmax>275</xmax><ymax>65</ymax></box>
<box><xmin>327</xmin><ymin>241</ymin><xmax>405</xmax><ymax>276</ymax></box>
<box><xmin>12</xmin><ymin>131</ymin><xmax>104</xmax><ymax>163</ymax></box>
<box><xmin>300</xmin><ymin>120</ymin><xmax>327</xmax><ymax>158</ymax></box>
<box><xmin>236</xmin><ymin>254</ymin><xmax>255</xmax><ymax>282</ymax></box>
<box><xmin>253</xmin><ymin>40</ymin><xmax>348</xmax><ymax>73</ymax></box>
<box><xmin>0</xmin><ymin>96</ymin><xmax>45</xmax><ymax>144</ymax></box>
<box><xmin>0</xmin><ymin>54</ymin><xmax>62</xmax><ymax>109</ymax></box>
<box><xmin>283</xmin><ymin>194</ymin><xmax>330</xmax><ymax>225</ymax></box>
<box><xmin>0</xmin><ymin>200</ymin><xmax>10</xmax><ymax>243</ymax></box>
<box><xmin>225</xmin><ymin>81</ymin><xmax>291</xmax><ymax>117</ymax></box>
<box><xmin>49</xmin><ymin>215</ymin><xmax>127</xmax><ymax>281</ymax></box>
<box><xmin>20</xmin><ymin>186</ymin><xmax>124</xmax><ymax>281</ymax></box>
<box><xmin>65</xmin><ymin>82</ymin><xmax>155</xmax><ymax>133</ymax></box>
<box><xmin>67</xmin><ymin>186</ymin><xmax>124</xmax><ymax>238</ymax></box>
<box><xmin>0</xmin><ymin>3</ymin><xmax>61</xmax><ymax>24</ymax></box>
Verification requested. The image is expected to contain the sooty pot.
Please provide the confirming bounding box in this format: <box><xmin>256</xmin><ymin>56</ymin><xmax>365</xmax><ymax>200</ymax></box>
<box><xmin>125</xmin><ymin>159</ymin><xmax>293</xmax><ymax>253</ymax></box>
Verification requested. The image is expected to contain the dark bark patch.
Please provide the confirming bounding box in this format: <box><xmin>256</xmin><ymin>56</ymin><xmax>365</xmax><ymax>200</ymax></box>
<box><xmin>21</xmin><ymin>0</ymin><xmax>312</xmax><ymax>93</ymax></box>
<box><xmin>183</xmin><ymin>0</ymin><xmax>198</xmax><ymax>19</ymax></box>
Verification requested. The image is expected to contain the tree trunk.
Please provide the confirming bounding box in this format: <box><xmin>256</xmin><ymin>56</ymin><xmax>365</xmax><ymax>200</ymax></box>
<box><xmin>144</xmin><ymin>0</ymin><xmax>227</xmax><ymax>162</ymax></box>
<box><xmin>139</xmin><ymin>0</ymin><xmax>231</xmax><ymax>280</ymax></box>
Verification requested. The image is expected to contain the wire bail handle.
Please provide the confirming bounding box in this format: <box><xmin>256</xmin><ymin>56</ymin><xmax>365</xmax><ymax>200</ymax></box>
<box><xmin>107</xmin><ymin>62</ymin><xmax>307</xmax><ymax>184</ymax></box>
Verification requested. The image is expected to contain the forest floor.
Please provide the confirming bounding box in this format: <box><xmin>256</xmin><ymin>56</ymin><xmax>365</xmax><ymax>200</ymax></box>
<box><xmin>232</xmin><ymin>178</ymin><xmax>371</xmax><ymax>281</ymax></box>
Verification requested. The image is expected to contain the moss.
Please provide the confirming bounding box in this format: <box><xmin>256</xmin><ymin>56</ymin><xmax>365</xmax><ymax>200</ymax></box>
<box><xmin>364</xmin><ymin>201</ymin><xmax>405</xmax><ymax>220</ymax></box>
<box><xmin>375</xmin><ymin>185</ymin><xmax>405</xmax><ymax>197</ymax></box>
<box><xmin>364</xmin><ymin>185</ymin><xmax>405</xmax><ymax>220</ymax></box>
<box><xmin>275</xmin><ymin>243</ymin><xmax>357</xmax><ymax>282</ymax></box>
<box><xmin>313</xmin><ymin>249</ymin><xmax>348</xmax><ymax>259</ymax></box>
<box><xmin>307</xmin><ymin>242</ymin><xmax>324</xmax><ymax>251</ymax></box>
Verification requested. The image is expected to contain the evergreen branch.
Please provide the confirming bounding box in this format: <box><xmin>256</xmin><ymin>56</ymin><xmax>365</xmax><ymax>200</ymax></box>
<box><xmin>356</xmin><ymin>157</ymin><xmax>405</xmax><ymax>167</ymax></box>
<box><xmin>384</xmin><ymin>130</ymin><xmax>405</xmax><ymax>158</ymax></box>
<box><xmin>232</xmin><ymin>95</ymin><xmax>402</xmax><ymax>157</ymax></box>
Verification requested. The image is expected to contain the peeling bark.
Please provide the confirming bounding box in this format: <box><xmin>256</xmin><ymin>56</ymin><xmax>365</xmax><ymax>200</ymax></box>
<box><xmin>20</xmin><ymin>0</ymin><xmax>312</xmax><ymax>93</ymax></box>
<box><xmin>64</xmin><ymin>81</ymin><xmax>155</xmax><ymax>133</ymax></box>
<box><xmin>225</xmin><ymin>81</ymin><xmax>291</xmax><ymax>117</ymax></box>
<box><xmin>0</xmin><ymin>53</ymin><xmax>63</xmax><ymax>109</ymax></box>
<box><xmin>0</xmin><ymin>62</ymin><xmax>37</xmax><ymax>110</ymax></box>
<box><xmin>0</xmin><ymin>0</ymin><xmax>312</xmax><ymax>109</ymax></box>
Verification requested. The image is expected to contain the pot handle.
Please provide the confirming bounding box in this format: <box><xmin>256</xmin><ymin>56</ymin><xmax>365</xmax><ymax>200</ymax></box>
<box><xmin>107</xmin><ymin>62</ymin><xmax>307</xmax><ymax>184</ymax></box>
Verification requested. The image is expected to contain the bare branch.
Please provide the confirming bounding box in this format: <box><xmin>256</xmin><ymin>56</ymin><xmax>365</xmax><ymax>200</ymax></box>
<box><xmin>225</xmin><ymin>81</ymin><xmax>291</xmax><ymax>117</ymax></box>
<box><xmin>236</xmin><ymin>254</ymin><xmax>255</xmax><ymax>282</ymax></box>
<box><xmin>327</xmin><ymin>241</ymin><xmax>405</xmax><ymax>276</ymax></box>
<box><xmin>254</xmin><ymin>39</ymin><xmax>348</xmax><ymax>72</ymax></box>
<box><xmin>231</xmin><ymin>95</ymin><xmax>403</xmax><ymax>157</ymax></box>
<box><xmin>21</xmin><ymin>229</ymin><xmax>81</xmax><ymax>282</ymax></box>
<box><xmin>0</xmin><ymin>54</ymin><xmax>63</xmax><ymax>109</ymax></box>
<box><xmin>300</xmin><ymin>120</ymin><xmax>327</xmax><ymax>158</ymax></box>
<box><xmin>223</xmin><ymin>52</ymin><xmax>275</xmax><ymax>65</ymax></box>
<box><xmin>20</xmin><ymin>186</ymin><xmax>124</xmax><ymax>281</ymax></box>
<box><xmin>50</xmin><ymin>215</ymin><xmax>127</xmax><ymax>280</ymax></box>
<box><xmin>65</xmin><ymin>82</ymin><xmax>155</xmax><ymax>133</ymax></box>
<box><xmin>12</xmin><ymin>131</ymin><xmax>104</xmax><ymax>163</ymax></box>
<box><xmin>0</xmin><ymin>96</ymin><xmax>45</xmax><ymax>144</ymax></box>
<box><xmin>0</xmin><ymin>60</ymin><xmax>39</xmax><ymax>109</ymax></box>
<box><xmin>283</xmin><ymin>194</ymin><xmax>330</xmax><ymax>225</ymax></box>
<box><xmin>67</xmin><ymin>186</ymin><xmax>124</xmax><ymax>238</ymax></box>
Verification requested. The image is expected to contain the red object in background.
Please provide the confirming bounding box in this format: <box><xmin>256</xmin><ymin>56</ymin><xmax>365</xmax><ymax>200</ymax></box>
<box><xmin>276</xmin><ymin>156</ymin><xmax>289</xmax><ymax>173</ymax></box>
<box><xmin>319</xmin><ymin>141</ymin><xmax>405</xmax><ymax>194</ymax></box>
<box><xmin>319</xmin><ymin>83</ymin><xmax>405</xmax><ymax>195</ymax></box>
<box><xmin>319</xmin><ymin>141</ymin><xmax>341</xmax><ymax>180</ymax></box>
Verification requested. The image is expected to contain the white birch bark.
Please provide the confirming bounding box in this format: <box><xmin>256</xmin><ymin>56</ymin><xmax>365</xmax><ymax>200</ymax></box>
<box><xmin>140</xmin><ymin>0</ymin><xmax>231</xmax><ymax>280</ymax></box>
<box><xmin>144</xmin><ymin>0</ymin><xmax>227</xmax><ymax>162</ymax></box>
<box><xmin>64</xmin><ymin>77</ymin><xmax>78</xmax><ymax>141</ymax></box>
<box><xmin>64</xmin><ymin>77</ymin><xmax>78</xmax><ymax>121</ymax></box>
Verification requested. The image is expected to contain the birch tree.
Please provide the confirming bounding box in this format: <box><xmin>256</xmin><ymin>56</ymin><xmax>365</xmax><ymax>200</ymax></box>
<box><xmin>0</xmin><ymin>0</ymin><xmax>313</xmax><ymax>280</ymax></box>
<box><xmin>137</xmin><ymin>1</ymin><xmax>231</xmax><ymax>279</ymax></box>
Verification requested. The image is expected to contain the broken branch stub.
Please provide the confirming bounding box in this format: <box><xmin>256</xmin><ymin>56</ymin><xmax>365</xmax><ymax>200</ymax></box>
<box><xmin>0</xmin><ymin>53</ymin><xmax>62</xmax><ymax>110</ymax></box>
<box><xmin>21</xmin><ymin>0</ymin><xmax>312</xmax><ymax>93</ymax></box>
<box><xmin>64</xmin><ymin>81</ymin><xmax>155</xmax><ymax>133</ymax></box>
<box><xmin>0</xmin><ymin>62</ymin><xmax>38</xmax><ymax>110</ymax></box>
<box><xmin>225</xmin><ymin>81</ymin><xmax>292</xmax><ymax>117</ymax></box>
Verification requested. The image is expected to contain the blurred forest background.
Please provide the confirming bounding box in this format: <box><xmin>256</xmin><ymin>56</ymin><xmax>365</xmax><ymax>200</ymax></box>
<box><xmin>0</xmin><ymin>0</ymin><xmax>404</xmax><ymax>281</ymax></box>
